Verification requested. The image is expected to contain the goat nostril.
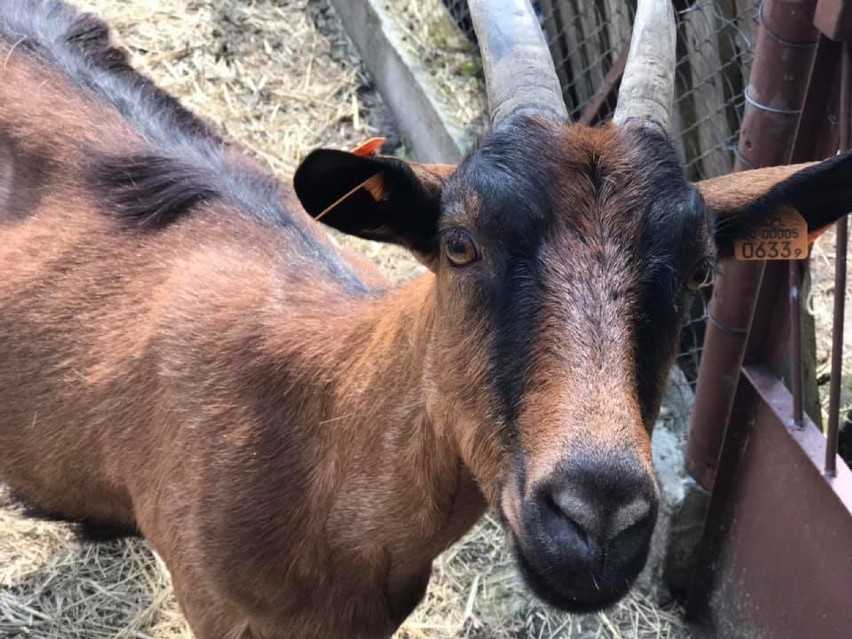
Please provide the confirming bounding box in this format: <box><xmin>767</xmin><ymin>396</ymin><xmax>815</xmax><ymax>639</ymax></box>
<box><xmin>609</xmin><ymin>498</ymin><xmax>653</xmax><ymax>540</ymax></box>
<box><xmin>543</xmin><ymin>489</ymin><xmax>594</xmax><ymax>547</ymax></box>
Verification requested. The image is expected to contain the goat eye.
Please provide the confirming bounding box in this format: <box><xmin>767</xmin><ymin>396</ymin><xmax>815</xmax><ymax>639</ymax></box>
<box><xmin>687</xmin><ymin>260</ymin><xmax>713</xmax><ymax>292</ymax></box>
<box><xmin>444</xmin><ymin>230</ymin><xmax>479</xmax><ymax>267</ymax></box>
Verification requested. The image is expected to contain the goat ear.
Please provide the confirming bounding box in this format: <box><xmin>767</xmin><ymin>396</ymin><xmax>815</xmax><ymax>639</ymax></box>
<box><xmin>701</xmin><ymin>150</ymin><xmax>852</xmax><ymax>258</ymax></box>
<box><xmin>293</xmin><ymin>149</ymin><xmax>454</xmax><ymax>264</ymax></box>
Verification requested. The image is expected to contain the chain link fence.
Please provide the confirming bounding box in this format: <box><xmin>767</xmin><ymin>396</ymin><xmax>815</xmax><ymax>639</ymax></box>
<box><xmin>440</xmin><ymin>0</ymin><xmax>760</xmax><ymax>386</ymax></box>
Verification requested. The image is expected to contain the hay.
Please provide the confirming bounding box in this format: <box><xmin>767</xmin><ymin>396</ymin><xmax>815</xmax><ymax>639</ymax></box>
<box><xmin>392</xmin><ymin>0</ymin><xmax>488</xmax><ymax>143</ymax></box>
<box><xmin>808</xmin><ymin>229</ymin><xmax>852</xmax><ymax>424</ymax></box>
<box><xmin>1</xmin><ymin>1</ymin><xmax>687</xmax><ymax>637</ymax></box>
<box><xmin>396</xmin><ymin>515</ymin><xmax>688</xmax><ymax>639</ymax></box>
<box><xmin>1</xmin><ymin>490</ymin><xmax>189</xmax><ymax>638</ymax></box>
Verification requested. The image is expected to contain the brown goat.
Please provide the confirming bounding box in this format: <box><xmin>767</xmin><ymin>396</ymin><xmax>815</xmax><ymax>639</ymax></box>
<box><xmin>2</xmin><ymin>0</ymin><xmax>852</xmax><ymax>637</ymax></box>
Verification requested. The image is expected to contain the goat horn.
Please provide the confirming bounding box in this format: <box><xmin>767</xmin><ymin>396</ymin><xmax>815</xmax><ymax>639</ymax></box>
<box><xmin>469</xmin><ymin>0</ymin><xmax>569</xmax><ymax>125</ymax></box>
<box><xmin>612</xmin><ymin>0</ymin><xmax>677</xmax><ymax>133</ymax></box>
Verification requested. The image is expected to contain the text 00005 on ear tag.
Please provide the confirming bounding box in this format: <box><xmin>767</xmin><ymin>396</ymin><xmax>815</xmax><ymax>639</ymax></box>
<box><xmin>733</xmin><ymin>207</ymin><xmax>809</xmax><ymax>261</ymax></box>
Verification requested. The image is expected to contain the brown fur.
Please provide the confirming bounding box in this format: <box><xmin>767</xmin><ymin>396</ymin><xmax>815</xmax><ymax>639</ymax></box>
<box><xmin>0</xmin><ymin>42</ymin><xmax>483</xmax><ymax>637</ymax></box>
<box><xmin>698</xmin><ymin>162</ymin><xmax>819</xmax><ymax>213</ymax></box>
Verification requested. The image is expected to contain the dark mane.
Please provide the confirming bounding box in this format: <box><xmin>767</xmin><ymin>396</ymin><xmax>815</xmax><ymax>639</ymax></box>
<box><xmin>0</xmin><ymin>0</ymin><xmax>290</xmax><ymax>229</ymax></box>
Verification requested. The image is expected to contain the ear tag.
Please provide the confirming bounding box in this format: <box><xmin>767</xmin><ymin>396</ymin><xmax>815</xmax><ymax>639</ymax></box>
<box><xmin>733</xmin><ymin>207</ymin><xmax>809</xmax><ymax>261</ymax></box>
<box><xmin>351</xmin><ymin>137</ymin><xmax>386</xmax><ymax>156</ymax></box>
<box><xmin>314</xmin><ymin>173</ymin><xmax>388</xmax><ymax>222</ymax></box>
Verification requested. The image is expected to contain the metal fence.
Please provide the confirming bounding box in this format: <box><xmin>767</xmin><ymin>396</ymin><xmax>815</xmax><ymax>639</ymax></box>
<box><xmin>442</xmin><ymin>0</ymin><xmax>760</xmax><ymax>387</ymax></box>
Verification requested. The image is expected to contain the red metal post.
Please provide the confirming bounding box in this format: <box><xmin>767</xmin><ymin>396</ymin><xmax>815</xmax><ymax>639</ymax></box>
<box><xmin>788</xmin><ymin>260</ymin><xmax>805</xmax><ymax>428</ymax></box>
<box><xmin>685</xmin><ymin>0</ymin><xmax>821</xmax><ymax>489</ymax></box>
<box><xmin>825</xmin><ymin>42</ymin><xmax>850</xmax><ymax>476</ymax></box>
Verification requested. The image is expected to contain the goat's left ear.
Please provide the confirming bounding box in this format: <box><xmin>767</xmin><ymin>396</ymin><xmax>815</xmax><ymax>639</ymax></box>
<box><xmin>294</xmin><ymin>149</ymin><xmax>455</xmax><ymax>266</ymax></box>
<box><xmin>700</xmin><ymin>150</ymin><xmax>852</xmax><ymax>258</ymax></box>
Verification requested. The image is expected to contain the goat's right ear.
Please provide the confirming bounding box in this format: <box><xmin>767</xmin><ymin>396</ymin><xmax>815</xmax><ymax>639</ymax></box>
<box><xmin>293</xmin><ymin>149</ymin><xmax>454</xmax><ymax>264</ymax></box>
<box><xmin>701</xmin><ymin>150</ymin><xmax>852</xmax><ymax>258</ymax></box>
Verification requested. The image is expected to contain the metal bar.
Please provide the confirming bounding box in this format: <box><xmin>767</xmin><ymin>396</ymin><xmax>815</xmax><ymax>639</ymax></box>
<box><xmin>787</xmin><ymin>37</ymin><xmax>844</xmax><ymax>432</ymax></box>
<box><xmin>686</xmin><ymin>263</ymin><xmax>765</xmax><ymax>488</ymax></box>
<box><xmin>827</xmin><ymin>218</ymin><xmax>848</xmax><ymax>474</ymax></box>
<box><xmin>792</xmin><ymin>38</ymin><xmax>843</xmax><ymax>163</ymax></box>
<box><xmin>825</xmin><ymin>41</ymin><xmax>850</xmax><ymax>476</ymax></box>
<box><xmin>789</xmin><ymin>261</ymin><xmax>805</xmax><ymax>428</ymax></box>
<box><xmin>744</xmin><ymin>261</ymin><xmax>796</xmax><ymax>367</ymax></box>
<box><xmin>686</xmin><ymin>0</ymin><xmax>821</xmax><ymax>490</ymax></box>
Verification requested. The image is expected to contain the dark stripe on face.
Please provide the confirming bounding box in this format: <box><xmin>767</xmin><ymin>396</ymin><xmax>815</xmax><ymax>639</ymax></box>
<box><xmin>455</xmin><ymin>117</ymin><xmax>560</xmax><ymax>439</ymax></box>
<box><xmin>630</xmin><ymin>131</ymin><xmax>711</xmax><ymax>421</ymax></box>
<box><xmin>488</xmin><ymin>254</ymin><xmax>546</xmax><ymax>437</ymax></box>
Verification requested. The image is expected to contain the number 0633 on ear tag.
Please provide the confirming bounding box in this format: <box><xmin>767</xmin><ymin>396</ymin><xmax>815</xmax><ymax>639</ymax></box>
<box><xmin>733</xmin><ymin>207</ymin><xmax>810</xmax><ymax>261</ymax></box>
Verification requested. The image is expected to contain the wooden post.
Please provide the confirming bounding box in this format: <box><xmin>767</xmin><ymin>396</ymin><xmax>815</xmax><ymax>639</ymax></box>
<box><xmin>538</xmin><ymin>0</ymin><xmax>575</xmax><ymax>113</ymax></box>
<box><xmin>556</xmin><ymin>0</ymin><xmax>594</xmax><ymax>108</ymax></box>
<box><xmin>681</xmin><ymin>0</ymin><xmax>735</xmax><ymax>178</ymax></box>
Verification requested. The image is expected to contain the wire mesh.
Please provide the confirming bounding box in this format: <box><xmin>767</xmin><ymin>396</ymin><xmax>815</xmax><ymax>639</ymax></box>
<box><xmin>441</xmin><ymin>2</ymin><xmax>756</xmax><ymax>184</ymax></box>
<box><xmin>440</xmin><ymin>0</ymin><xmax>759</xmax><ymax>387</ymax></box>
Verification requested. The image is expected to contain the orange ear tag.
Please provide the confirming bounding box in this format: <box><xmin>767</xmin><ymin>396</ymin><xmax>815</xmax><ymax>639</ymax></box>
<box><xmin>351</xmin><ymin>137</ymin><xmax>386</xmax><ymax>156</ymax></box>
<box><xmin>733</xmin><ymin>207</ymin><xmax>809</xmax><ymax>261</ymax></box>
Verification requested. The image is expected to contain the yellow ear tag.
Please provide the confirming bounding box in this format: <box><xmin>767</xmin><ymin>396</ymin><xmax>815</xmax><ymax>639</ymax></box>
<box><xmin>733</xmin><ymin>207</ymin><xmax>809</xmax><ymax>261</ymax></box>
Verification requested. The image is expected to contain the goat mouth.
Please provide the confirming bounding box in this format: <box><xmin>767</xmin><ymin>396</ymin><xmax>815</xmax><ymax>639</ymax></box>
<box><xmin>510</xmin><ymin>538</ymin><xmax>633</xmax><ymax>613</ymax></box>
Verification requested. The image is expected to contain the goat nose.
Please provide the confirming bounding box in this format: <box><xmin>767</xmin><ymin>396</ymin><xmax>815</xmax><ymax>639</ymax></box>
<box><xmin>540</xmin><ymin>466</ymin><xmax>657</xmax><ymax>560</ymax></box>
<box><xmin>516</xmin><ymin>460</ymin><xmax>658</xmax><ymax>611</ymax></box>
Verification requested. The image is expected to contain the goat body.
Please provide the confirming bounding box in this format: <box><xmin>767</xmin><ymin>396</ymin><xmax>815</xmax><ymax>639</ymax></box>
<box><xmin>0</xmin><ymin>2</ymin><xmax>483</xmax><ymax>636</ymax></box>
<box><xmin>5</xmin><ymin>2</ymin><xmax>852</xmax><ymax>637</ymax></box>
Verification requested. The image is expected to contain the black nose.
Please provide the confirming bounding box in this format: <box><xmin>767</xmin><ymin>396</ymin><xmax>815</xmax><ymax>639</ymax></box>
<box><xmin>515</xmin><ymin>456</ymin><xmax>658</xmax><ymax>612</ymax></box>
<box><xmin>545</xmin><ymin>470</ymin><xmax>655</xmax><ymax>557</ymax></box>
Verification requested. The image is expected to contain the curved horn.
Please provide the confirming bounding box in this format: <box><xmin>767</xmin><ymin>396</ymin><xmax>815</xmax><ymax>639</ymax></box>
<box><xmin>469</xmin><ymin>0</ymin><xmax>568</xmax><ymax>125</ymax></box>
<box><xmin>612</xmin><ymin>0</ymin><xmax>677</xmax><ymax>133</ymax></box>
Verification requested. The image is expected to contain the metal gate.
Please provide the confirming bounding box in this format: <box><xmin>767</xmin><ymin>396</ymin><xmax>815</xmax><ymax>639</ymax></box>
<box><xmin>685</xmin><ymin>1</ymin><xmax>852</xmax><ymax>636</ymax></box>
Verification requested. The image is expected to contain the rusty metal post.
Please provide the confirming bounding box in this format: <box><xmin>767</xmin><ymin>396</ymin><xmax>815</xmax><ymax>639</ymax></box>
<box><xmin>686</xmin><ymin>0</ymin><xmax>821</xmax><ymax>489</ymax></box>
<box><xmin>825</xmin><ymin>41</ymin><xmax>850</xmax><ymax>476</ymax></box>
<box><xmin>578</xmin><ymin>44</ymin><xmax>629</xmax><ymax>125</ymax></box>
<box><xmin>788</xmin><ymin>261</ymin><xmax>806</xmax><ymax>428</ymax></box>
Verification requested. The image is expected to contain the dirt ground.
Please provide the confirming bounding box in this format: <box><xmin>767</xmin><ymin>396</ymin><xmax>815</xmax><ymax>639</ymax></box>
<box><xmin>0</xmin><ymin>1</ymin><xmax>694</xmax><ymax>638</ymax></box>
